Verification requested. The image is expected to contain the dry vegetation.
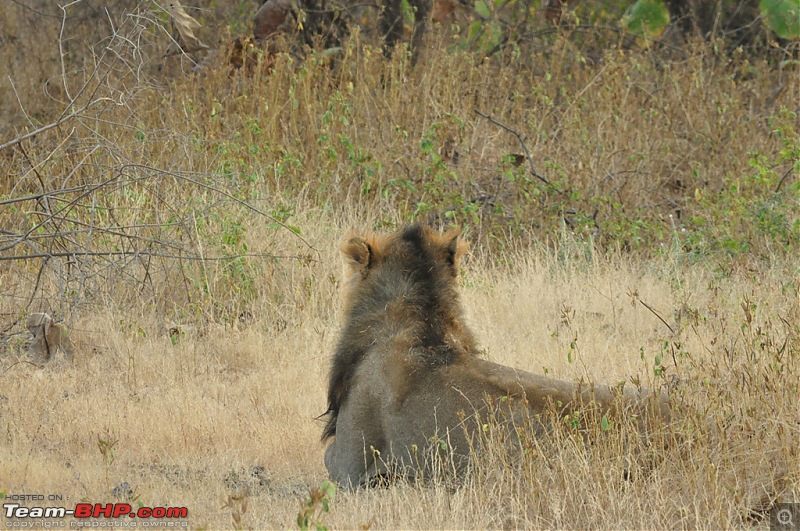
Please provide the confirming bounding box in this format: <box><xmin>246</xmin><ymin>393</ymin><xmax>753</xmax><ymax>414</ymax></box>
<box><xmin>1</xmin><ymin>1</ymin><xmax>798</xmax><ymax>529</ymax></box>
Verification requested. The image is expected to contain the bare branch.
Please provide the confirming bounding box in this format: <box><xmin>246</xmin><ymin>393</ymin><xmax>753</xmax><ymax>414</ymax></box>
<box><xmin>0</xmin><ymin>250</ymin><xmax>313</xmax><ymax>262</ymax></box>
<box><xmin>474</xmin><ymin>108</ymin><xmax>558</xmax><ymax>191</ymax></box>
<box><xmin>0</xmin><ymin>105</ymin><xmax>93</xmax><ymax>152</ymax></box>
<box><xmin>638</xmin><ymin>299</ymin><xmax>675</xmax><ymax>335</ymax></box>
<box><xmin>126</xmin><ymin>164</ymin><xmax>321</xmax><ymax>255</ymax></box>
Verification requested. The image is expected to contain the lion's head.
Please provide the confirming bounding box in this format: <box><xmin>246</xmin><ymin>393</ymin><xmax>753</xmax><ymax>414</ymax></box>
<box><xmin>322</xmin><ymin>224</ymin><xmax>475</xmax><ymax>442</ymax></box>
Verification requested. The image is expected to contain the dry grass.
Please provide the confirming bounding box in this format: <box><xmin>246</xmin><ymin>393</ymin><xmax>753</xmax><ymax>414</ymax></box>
<box><xmin>2</xmin><ymin>228</ymin><xmax>798</xmax><ymax>528</ymax></box>
<box><xmin>1</xmin><ymin>2</ymin><xmax>798</xmax><ymax>529</ymax></box>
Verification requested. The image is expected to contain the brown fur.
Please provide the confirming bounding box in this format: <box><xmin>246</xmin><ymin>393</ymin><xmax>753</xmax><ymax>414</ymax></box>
<box><xmin>322</xmin><ymin>224</ymin><xmax>671</xmax><ymax>488</ymax></box>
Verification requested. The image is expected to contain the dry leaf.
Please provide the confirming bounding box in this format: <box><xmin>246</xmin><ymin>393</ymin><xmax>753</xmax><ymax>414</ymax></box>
<box><xmin>164</xmin><ymin>1</ymin><xmax>208</xmax><ymax>54</ymax></box>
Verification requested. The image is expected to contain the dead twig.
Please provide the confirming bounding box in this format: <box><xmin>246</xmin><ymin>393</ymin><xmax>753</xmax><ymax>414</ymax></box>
<box><xmin>775</xmin><ymin>167</ymin><xmax>793</xmax><ymax>193</ymax></box>
<box><xmin>473</xmin><ymin>108</ymin><xmax>559</xmax><ymax>192</ymax></box>
<box><xmin>0</xmin><ymin>250</ymin><xmax>314</xmax><ymax>262</ymax></box>
<box><xmin>1</xmin><ymin>360</ymin><xmax>47</xmax><ymax>375</ymax></box>
<box><xmin>638</xmin><ymin>299</ymin><xmax>675</xmax><ymax>335</ymax></box>
<box><xmin>0</xmin><ymin>104</ymin><xmax>98</xmax><ymax>152</ymax></box>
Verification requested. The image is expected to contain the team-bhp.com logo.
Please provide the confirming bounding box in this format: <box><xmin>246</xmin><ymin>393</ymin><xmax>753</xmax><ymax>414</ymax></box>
<box><xmin>4</xmin><ymin>502</ymin><xmax>188</xmax><ymax>527</ymax></box>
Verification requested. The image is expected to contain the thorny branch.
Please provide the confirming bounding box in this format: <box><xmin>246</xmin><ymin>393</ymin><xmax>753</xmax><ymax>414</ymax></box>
<box><xmin>0</xmin><ymin>2</ymin><xmax>319</xmax><ymax>332</ymax></box>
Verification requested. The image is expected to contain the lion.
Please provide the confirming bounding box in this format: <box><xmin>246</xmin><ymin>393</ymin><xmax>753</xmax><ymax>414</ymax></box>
<box><xmin>321</xmin><ymin>224</ymin><xmax>672</xmax><ymax>489</ymax></box>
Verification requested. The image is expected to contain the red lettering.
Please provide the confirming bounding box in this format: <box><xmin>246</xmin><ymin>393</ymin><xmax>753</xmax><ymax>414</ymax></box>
<box><xmin>167</xmin><ymin>507</ymin><xmax>188</xmax><ymax>518</ymax></box>
<box><xmin>94</xmin><ymin>503</ymin><xmax>114</xmax><ymax>518</ymax></box>
<box><xmin>74</xmin><ymin>503</ymin><xmax>92</xmax><ymax>518</ymax></box>
<box><xmin>113</xmin><ymin>504</ymin><xmax>132</xmax><ymax>518</ymax></box>
<box><xmin>75</xmin><ymin>502</ymin><xmax>188</xmax><ymax>520</ymax></box>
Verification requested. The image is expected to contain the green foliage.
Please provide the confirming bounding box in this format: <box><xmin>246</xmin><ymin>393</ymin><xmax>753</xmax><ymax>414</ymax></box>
<box><xmin>760</xmin><ymin>0</ymin><xmax>800</xmax><ymax>39</ymax></box>
<box><xmin>653</xmin><ymin>350</ymin><xmax>665</xmax><ymax>377</ymax></box>
<box><xmin>458</xmin><ymin>0</ymin><xmax>796</xmax><ymax>51</ymax></box>
<box><xmin>429</xmin><ymin>435</ymin><xmax>450</xmax><ymax>452</ymax></box>
<box><xmin>622</xmin><ymin>0</ymin><xmax>670</xmax><ymax>38</ymax></box>
<box><xmin>169</xmin><ymin>325</ymin><xmax>185</xmax><ymax>346</ymax></box>
<box><xmin>297</xmin><ymin>481</ymin><xmax>336</xmax><ymax>531</ymax></box>
<box><xmin>220</xmin><ymin>218</ymin><xmax>256</xmax><ymax>302</ymax></box>
<box><xmin>565</xmin><ymin>411</ymin><xmax>581</xmax><ymax>430</ymax></box>
<box><xmin>460</xmin><ymin>0</ymin><xmax>529</xmax><ymax>54</ymax></box>
<box><xmin>675</xmin><ymin>109</ymin><xmax>800</xmax><ymax>262</ymax></box>
<box><xmin>1</xmin><ymin>2</ymin><xmax>796</xmax><ymax>333</ymax></box>
<box><xmin>619</xmin><ymin>0</ymin><xmax>799</xmax><ymax>40</ymax></box>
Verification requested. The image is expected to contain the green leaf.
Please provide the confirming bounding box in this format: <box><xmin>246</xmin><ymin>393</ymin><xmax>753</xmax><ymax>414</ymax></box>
<box><xmin>760</xmin><ymin>0</ymin><xmax>800</xmax><ymax>39</ymax></box>
<box><xmin>485</xmin><ymin>20</ymin><xmax>504</xmax><ymax>50</ymax></box>
<box><xmin>320</xmin><ymin>480</ymin><xmax>336</xmax><ymax>499</ymax></box>
<box><xmin>622</xmin><ymin>0</ymin><xmax>670</xmax><ymax>38</ymax></box>
<box><xmin>466</xmin><ymin>20</ymin><xmax>483</xmax><ymax>43</ymax></box>
<box><xmin>475</xmin><ymin>0</ymin><xmax>491</xmax><ymax>18</ymax></box>
<box><xmin>601</xmin><ymin>415</ymin><xmax>612</xmax><ymax>431</ymax></box>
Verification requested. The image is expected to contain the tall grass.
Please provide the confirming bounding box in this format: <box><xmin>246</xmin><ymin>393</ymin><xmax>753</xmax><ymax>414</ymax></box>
<box><xmin>0</xmin><ymin>2</ymin><xmax>798</xmax><ymax>528</ymax></box>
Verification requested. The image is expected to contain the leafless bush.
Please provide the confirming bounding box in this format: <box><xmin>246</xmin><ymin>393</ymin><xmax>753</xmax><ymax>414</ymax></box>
<box><xmin>0</xmin><ymin>2</ymin><xmax>313</xmax><ymax>338</ymax></box>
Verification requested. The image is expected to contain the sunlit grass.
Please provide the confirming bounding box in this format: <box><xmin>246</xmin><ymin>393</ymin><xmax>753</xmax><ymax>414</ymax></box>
<box><xmin>0</xmin><ymin>2</ymin><xmax>798</xmax><ymax>528</ymax></box>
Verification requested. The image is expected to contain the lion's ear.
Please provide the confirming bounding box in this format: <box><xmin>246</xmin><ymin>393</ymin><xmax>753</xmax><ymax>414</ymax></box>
<box><xmin>446</xmin><ymin>233</ymin><xmax>468</xmax><ymax>275</ymax></box>
<box><xmin>341</xmin><ymin>236</ymin><xmax>372</xmax><ymax>274</ymax></box>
